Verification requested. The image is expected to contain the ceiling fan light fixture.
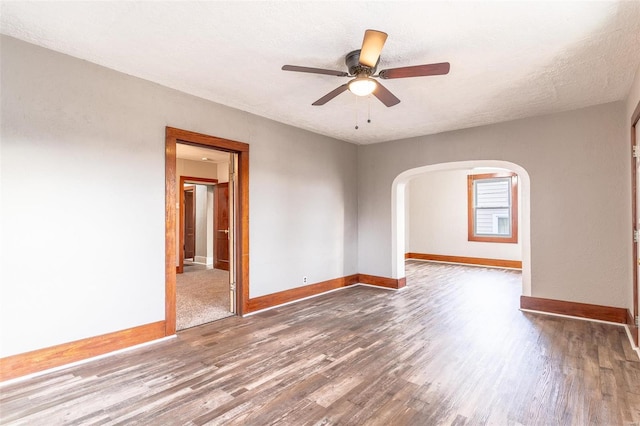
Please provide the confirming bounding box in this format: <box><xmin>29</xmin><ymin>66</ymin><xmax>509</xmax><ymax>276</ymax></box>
<box><xmin>348</xmin><ymin>77</ymin><xmax>376</xmax><ymax>96</ymax></box>
<box><xmin>281</xmin><ymin>29</ymin><xmax>448</xmax><ymax>107</ymax></box>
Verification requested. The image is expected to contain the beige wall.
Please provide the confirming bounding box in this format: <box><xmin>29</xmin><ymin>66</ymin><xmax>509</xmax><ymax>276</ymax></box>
<box><xmin>0</xmin><ymin>36</ymin><xmax>358</xmax><ymax>357</ymax></box>
<box><xmin>177</xmin><ymin>158</ymin><xmax>218</xmax><ymax>181</ymax></box>
<box><xmin>217</xmin><ymin>160</ymin><xmax>230</xmax><ymax>183</ymax></box>
<box><xmin>358</xmin><ymin>102</ymin><xmax>631</xmax><ymax>310</ymax></box>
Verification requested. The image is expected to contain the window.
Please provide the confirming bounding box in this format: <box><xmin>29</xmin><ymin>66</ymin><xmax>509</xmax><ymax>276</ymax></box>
<box><xmin>467</xmin><ymin>172</ymin><xmax>518</xmax><ymax>243</ymax></box>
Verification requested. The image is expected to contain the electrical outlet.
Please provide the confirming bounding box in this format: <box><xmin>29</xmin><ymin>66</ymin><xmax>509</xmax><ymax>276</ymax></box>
<box><xmin>303</xmin><ymin>276</ymin><xmax>308</xmax><ymax>284</ymax></box>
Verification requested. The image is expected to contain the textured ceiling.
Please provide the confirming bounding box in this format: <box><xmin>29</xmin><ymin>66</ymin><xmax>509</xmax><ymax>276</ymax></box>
<box><xmin>1</xmin><ymin>1</ymin><xmax>639</xmax><ymax>145</ymax></box>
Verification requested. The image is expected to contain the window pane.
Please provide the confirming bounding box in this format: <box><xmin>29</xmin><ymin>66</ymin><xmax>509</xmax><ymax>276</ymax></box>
<box><xmin>475</xmin><ymin>208</ymin><xmax>510</xmax><ymax>235</ymax></box>
<box><xmin>475</xmin><ymin>179</ymin><xmax>510</xmax><ymax>208</ymax></box>
<box><xmin>497</xmin><ymin>216</ymin><xmax>510</xmax><ymax>234</ymax></box>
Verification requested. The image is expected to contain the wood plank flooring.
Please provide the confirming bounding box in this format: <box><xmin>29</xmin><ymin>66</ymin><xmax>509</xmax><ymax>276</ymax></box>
<box><xmin>1</xmin><ymin>261</ymin><xmax>639</xmax><ymax>425</ymax></box>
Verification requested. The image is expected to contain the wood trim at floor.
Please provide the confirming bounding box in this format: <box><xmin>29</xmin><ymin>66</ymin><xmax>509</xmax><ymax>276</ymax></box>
<box><xmin>520</xmin><ymin>296</ymin><xmax>629</xmax><ymax>324</ymax></box>
<box><xmin>406</xmin><ymin>252</ymin><xmax>522</xmax><ymax>269</ymax></box>
<box><xmin>246</xmin><ymin>275</ymin><xmax>360</xmax><ymax>313</ymax></box>
<box><xmin>0</xmin><ymin>321</ymin><xmax>166</xmax><ymax>382</ymax></box>
<box><xmin>245</xmin><ymin>272</ymin><xmax>407</xmax><ymax>313</ymax></box>
<box><xmin>2</xmin><ymin>270</ymin><xmax>407</xmax><ymax>381</ymax></box>
<box><xmin>4</xmin><ymin>282</ymin><xmax>632</xmax><ymax>383</ymax></box>
<box><xmin>358</xmin><ymin>274</ymin><xmax>406</xmax><ymax>289</ymax></box>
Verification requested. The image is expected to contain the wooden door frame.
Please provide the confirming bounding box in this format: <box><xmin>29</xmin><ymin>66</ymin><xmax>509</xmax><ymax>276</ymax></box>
<box><xmin>178</xmin><ymin>176</ymin><xmax>218</xmax><ymax>274</ymax></box>
<box><xmin>631</xmin><ymin>100</ymin><xmax>640</xmax><ymax>346</ymax></box>
<box><xmin>166</xmin><ymin>127</ymin><xmax>250</xmax><ymax>335</ymax></box>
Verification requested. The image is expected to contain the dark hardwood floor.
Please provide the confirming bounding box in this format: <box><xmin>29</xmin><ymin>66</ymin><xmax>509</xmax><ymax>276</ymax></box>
<box><xmin>1</xmin><ymin>261</ymin><xmax>639</xmax><ymax>425</ymax></box>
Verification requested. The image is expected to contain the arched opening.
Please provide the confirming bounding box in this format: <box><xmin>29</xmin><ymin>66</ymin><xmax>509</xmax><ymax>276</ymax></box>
<box><xmin>391</xmin><ymin>160</ymin><xmax>531</xmax><ymax>296</ymax></box>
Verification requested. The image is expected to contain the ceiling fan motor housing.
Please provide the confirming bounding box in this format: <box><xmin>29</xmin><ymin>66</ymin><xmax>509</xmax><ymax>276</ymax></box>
<box><xmin>346</xmin><ymin>50</ymin><xmax>378</xmax><ymax>76</ymax></box>
<box><xmin>281</xmin><ymin>29</ymin><xmax>448</xmax><ymax>108</ymax></box>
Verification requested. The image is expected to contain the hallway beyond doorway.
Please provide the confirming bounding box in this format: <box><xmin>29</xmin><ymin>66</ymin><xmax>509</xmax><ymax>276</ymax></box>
<box><xmin>176</xmin><ymin>262</ymin><xmax>232</xmax><ymax>330</ymax></box>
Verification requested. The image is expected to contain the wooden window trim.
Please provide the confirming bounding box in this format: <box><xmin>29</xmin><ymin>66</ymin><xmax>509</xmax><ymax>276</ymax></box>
<box><xmin>467</xmin><ymin>172</ymin><xmax>518</xmax><ymax>243</ymax></box>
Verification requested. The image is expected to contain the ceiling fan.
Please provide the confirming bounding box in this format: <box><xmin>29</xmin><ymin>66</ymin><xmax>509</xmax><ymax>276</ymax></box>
<box><xmin>282</xmin><ymin>29</ymin><xmax>450</xmax><ymax>107</ymax></box>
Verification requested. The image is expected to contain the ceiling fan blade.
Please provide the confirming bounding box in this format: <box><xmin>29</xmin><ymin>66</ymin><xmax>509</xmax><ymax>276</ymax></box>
<box><xmin>312</xmin><ymin>84</ymin><xmax>349</xmax><ymax>106</ymax></box>
<box><xmin>282</xmin><ymin>65</ymin><xmax>348</xmax><ymax>77</ymax></box>
<box><xmin>359</xmin><ymin>29</ymin><xmax>388</xmax><ymax>68</ymax></box>
<box><xmin>372</xmin><ymin>81</ymin><xmax>400</xmax><ymax>107</ymax></box>
<box><xmin>378</xmin><ymin>62</ymin><xmax>450</xmax><ymax>79</ymax></box>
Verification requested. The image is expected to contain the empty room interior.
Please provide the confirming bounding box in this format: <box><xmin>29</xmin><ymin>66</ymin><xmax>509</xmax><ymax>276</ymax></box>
<box><xmin>1</xmin><ymin>1</ymin><xmax>640</xmax><ymax>424</ymax></box>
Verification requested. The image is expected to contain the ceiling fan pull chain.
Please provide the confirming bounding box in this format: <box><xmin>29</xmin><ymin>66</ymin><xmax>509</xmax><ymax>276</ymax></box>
<box><xmin>367</xmin><ymin>96</ymin><xmax>372</xmax><ymax>124</ymax></box>
<box><xmin>355</xmin><ymin>96</ymin><xmax>360</xmax><ymax>129</ymax></box>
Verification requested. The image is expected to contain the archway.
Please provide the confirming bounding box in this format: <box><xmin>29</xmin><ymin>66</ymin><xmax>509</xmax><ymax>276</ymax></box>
<box><xmin>391</xmin><ymin>160</ymin><xmax>531</xmax><ymax>296</ymax></box>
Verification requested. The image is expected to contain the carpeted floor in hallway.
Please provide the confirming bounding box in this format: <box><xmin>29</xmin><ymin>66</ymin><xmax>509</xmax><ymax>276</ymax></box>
<box><xmin>176</xmin><ymin>263</ymin><xmax>233</xmax><ymax>330</ymax></box>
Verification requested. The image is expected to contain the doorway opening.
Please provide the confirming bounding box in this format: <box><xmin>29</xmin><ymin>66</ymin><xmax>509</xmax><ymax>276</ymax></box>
<box><xmin>165</xmin><ymin>127</ymin><xmax>249</xmax><ymax>336</ymax></box>
<box><xmin>392</xmin><ymin>160</ymin><xmax>531</xmax><ymax>298</ymax></box>
<box><xmin>175</xmin><ymin>148</ymin><xmax>231</xmax><ymax>329</ymax></box>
